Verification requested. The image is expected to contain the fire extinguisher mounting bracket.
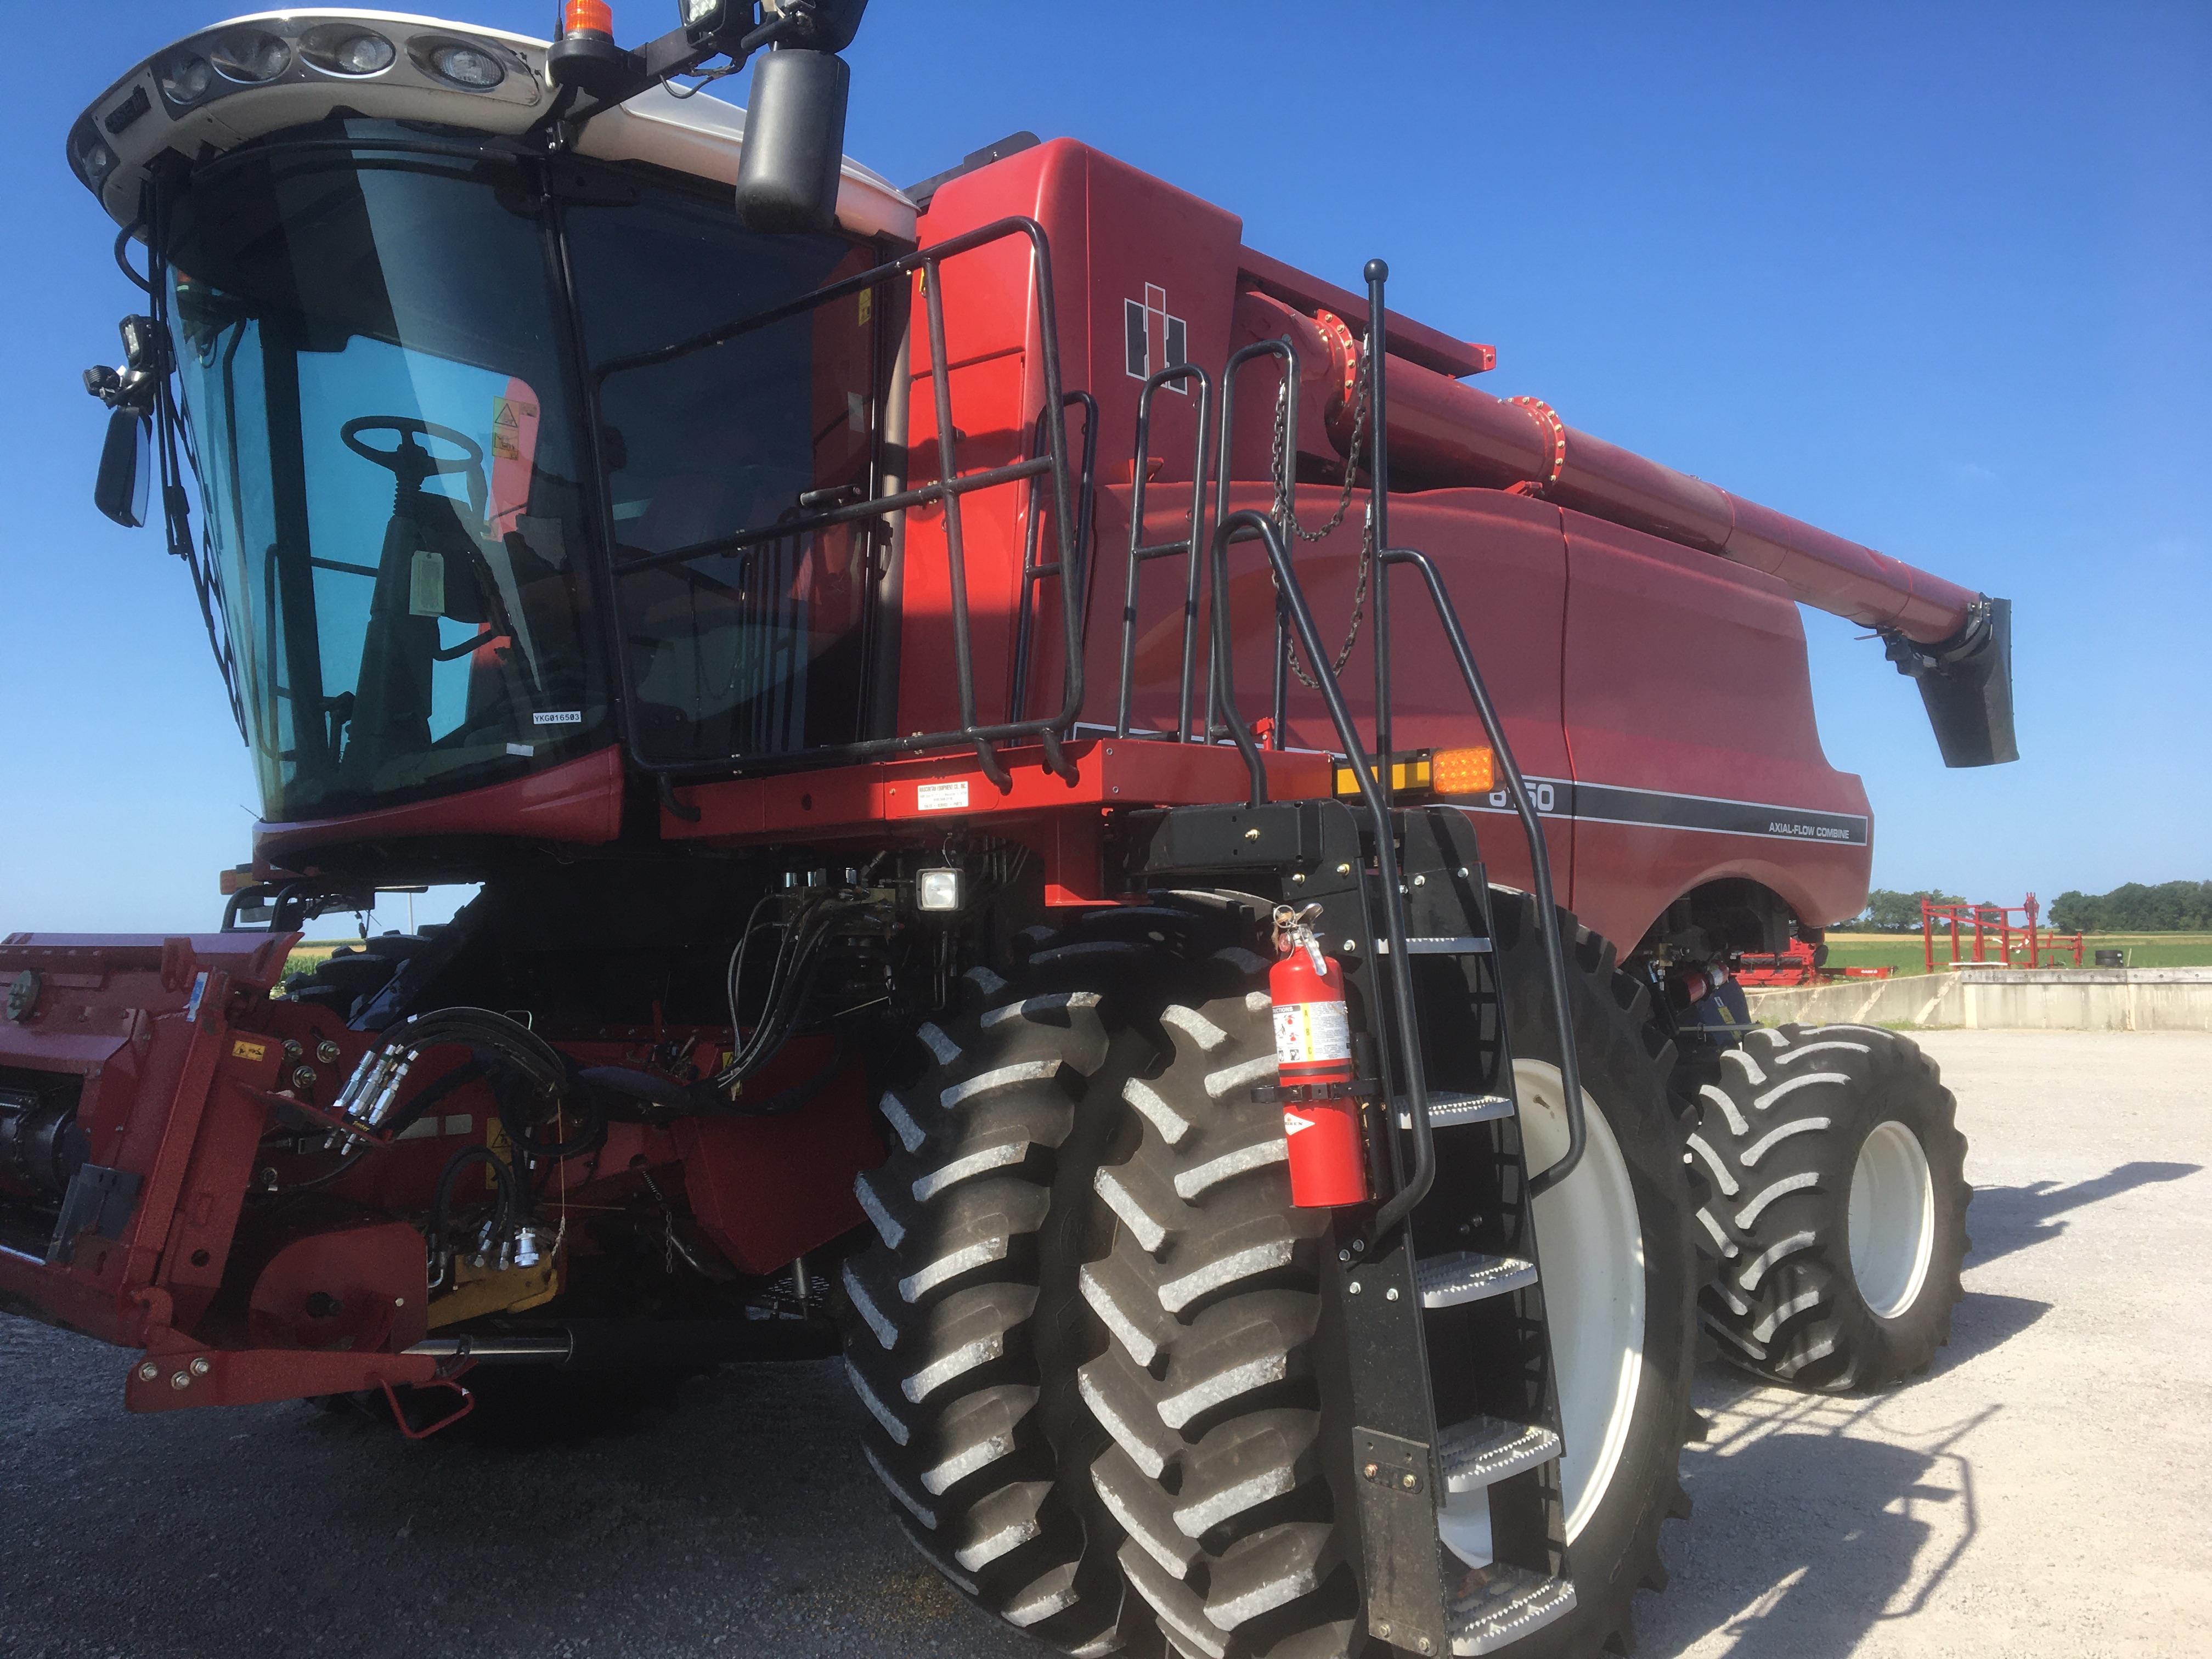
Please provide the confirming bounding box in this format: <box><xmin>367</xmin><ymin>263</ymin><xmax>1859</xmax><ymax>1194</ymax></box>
<box><xmin>1252</xmin><ymin>1079</ymin><xmax>1379</xmax><ymax>1105</ymax></box>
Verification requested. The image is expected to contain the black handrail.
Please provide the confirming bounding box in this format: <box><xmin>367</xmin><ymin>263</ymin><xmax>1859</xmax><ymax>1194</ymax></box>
<box><xmin>1207</xmin><ymin>337</ymin><xmax>1299</xmax><ymax>754</ymax></box>
<box><xmin>1209</xmin><ymin>510</ymin><xmax>1437</xmax><ymax>1234</ymax></box>
<box><xmin>1011</xmin><ymin>390</ymin><xmax>1098</xmax><ymax>782</ymax></box>
<box><xmin>1351</xmin><ymin>260</ymin><xmax>1587</xmax><ymax>1197</ymax></box>
<box><xmin>1114</xmin><ymin>364</ymin><xmax>1215</xmax><ymax>741</ymax></box>
<box><xmin>595</xmin><ymin>216</ymin><xmax>1090</xmax><ymax>789</ymax></box>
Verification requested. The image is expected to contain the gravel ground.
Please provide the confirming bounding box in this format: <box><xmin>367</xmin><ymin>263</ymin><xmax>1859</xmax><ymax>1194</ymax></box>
<box><xmin>2</xmin><ymin>1029</ymin><xmax>2206</xmax><ymax>1658</ymax></box>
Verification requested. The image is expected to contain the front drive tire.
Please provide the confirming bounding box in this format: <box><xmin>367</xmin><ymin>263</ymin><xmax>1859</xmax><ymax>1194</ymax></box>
<box><xmin>1688</xmin><ymin>1023</ymin><xmax>1971</xmax><ymax>1391</ymax></box>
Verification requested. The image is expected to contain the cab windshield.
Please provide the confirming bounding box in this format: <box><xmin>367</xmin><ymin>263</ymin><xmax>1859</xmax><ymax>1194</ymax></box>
<box><xmin>165</xmin><ymin>142</ymin><xmax>607</xmax><ymax>821</ymax></box>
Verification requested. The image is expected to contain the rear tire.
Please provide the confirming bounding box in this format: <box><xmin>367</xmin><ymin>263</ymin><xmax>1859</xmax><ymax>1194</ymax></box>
<box><xmin>1688</xmin><ymin>1023</ymin><xmax>1970</xmax><ymax>1391</ymax></box>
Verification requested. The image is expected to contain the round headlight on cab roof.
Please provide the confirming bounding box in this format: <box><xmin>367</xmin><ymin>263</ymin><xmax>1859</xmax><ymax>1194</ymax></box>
<box><xmin>210</xmin><ymin>30</ymin><xmax>292</xmax><ymax>84</ymax></box>
<box><xmin>427</xmin><ymin>42</ymin><xmax>506</xmax><ymax>89</ymax></box>
<box><xmin>160</xmin><ymin>52</ymin><xmax>214</xmax><ymax>104</ymax></box>
<box><xmin>301</xmin><ymin>25</ymin><xmax>397</xmax><ymax>78</ymax></box>
<box><xmin>69</xmin><ymin>120</ymin><xmax>119</xmax><ymax>189</ymax></box>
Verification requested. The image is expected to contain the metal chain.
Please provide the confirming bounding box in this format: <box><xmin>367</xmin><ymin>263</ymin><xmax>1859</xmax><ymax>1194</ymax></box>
<box><xmin>1270</xmin><ymin>332</ymin><xmax>1375</xmax><ymax>689</ymax></box>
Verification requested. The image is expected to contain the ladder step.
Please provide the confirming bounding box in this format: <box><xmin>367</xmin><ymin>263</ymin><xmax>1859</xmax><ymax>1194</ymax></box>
<box><xmin>1448</xmin><ymin>1564</ymin><xmax>1577</xmax><ymax>1655</ymax></box>
<box><xmin>1375</xmin><ymin>935</ymin><xmax>1493</xmax><ymax>956</ymax></box>
<box><xmin>1436</xmin><ymin>1414</ymin><xmax>1562</xmax><ymax>1492</ymax></box>
<box><xmin>1414</xmin><ymin>1251</ymin><xmax>1539</xmax><ymax>1310</ymax></box>
<box><xmin>1396</xmin><ymin>1092</ymin><xmax>1514</xmax><ymax>1131</ymax></box>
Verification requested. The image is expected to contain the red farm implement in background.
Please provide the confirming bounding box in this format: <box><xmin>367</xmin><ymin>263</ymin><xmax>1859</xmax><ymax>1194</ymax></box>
<box><xmin>1922</xmin><ymin>894</ymin><xmax>2084</xmax><ymax>973</ymax></box>
<box><xmin>1733</xmin><ymin>935</ymin><xmax>1894</xmax><ymax>987</ymax></box>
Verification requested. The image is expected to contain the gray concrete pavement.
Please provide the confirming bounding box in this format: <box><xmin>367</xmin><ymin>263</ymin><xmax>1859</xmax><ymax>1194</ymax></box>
<box><xmin>2</xmin><ymin>1030</ymin><xmax>2207</xmax><ymax>1658</ymax></box>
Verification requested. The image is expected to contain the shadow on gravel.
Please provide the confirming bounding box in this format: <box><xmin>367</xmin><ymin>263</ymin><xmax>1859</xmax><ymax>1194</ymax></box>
<box><xmin>1967</xmin><ymin>1160</ymin><xmax>2202</xmax><ymax>1266</ymax></box>
<box><xmin>1650</xmin><ymin>1379</ymin><xmax>1995</xmax><ymax>1659</ymax></box>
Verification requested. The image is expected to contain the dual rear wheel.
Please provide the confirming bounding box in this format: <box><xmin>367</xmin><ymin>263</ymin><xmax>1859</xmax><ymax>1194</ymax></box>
<box><xmin>835</xmin><ymin>893</ymin><xmax>1697</xmax><ymax>1657</ymax></box>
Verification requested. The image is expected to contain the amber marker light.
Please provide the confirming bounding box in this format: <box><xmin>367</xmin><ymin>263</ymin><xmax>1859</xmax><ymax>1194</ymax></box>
<box><xmin>563</xmin><ymin>0</ymin><xmax>617</xmax><ymax>36</ymax></box>
<box><xmin>1431</xmin><ymin>746</ymin><xmax>1496</xmax><ymax>795</ymax></box>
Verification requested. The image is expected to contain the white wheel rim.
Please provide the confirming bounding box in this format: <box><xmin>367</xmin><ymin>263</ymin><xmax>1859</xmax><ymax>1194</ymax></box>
<box><xmin>1438</xmin><ymin>1060</ymin><xmax>1645</xmax><ymax>1567</ymax></box>
<box><xmin>1848</xmin><ymin>1120</ymin><xmax>1936</xmax><ymax>1319</ymax></box>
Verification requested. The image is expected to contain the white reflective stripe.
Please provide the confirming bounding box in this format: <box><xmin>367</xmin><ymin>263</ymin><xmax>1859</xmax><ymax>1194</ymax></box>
<box><xmin>1081</xmin><ymin>1264</ymin><xmax>1161</xmax><ymax>1367</ymax></box>
<box><xmin>941</xmin><ymin>1059</ymin><xmax>1061</xmax><ymax>1109</ymax></box>
<box><xmin>1685</xmin><ymin>1133</ymin><xmax>1739</xmax><ymax>1197</ymax></box>
<box><xmin>1742</xmin><ymin>1116</ymin><xmax>1830</xmax><ymax>1167</ymax></box>
<box><xmin>1156</xmin><ymin>1240</ymin><xmax>1294</xmax><ymax>1313</ymax></box>
<box><xmin>847</xmin><ymin>1359</ymin><xmax>910</xmax><ymax>1446</ymax></box>
<box><xmin>912</xmin><ymin>1141</ymin><xmax>1028</xmax><ymax>1203</ymax></box>
<box><xmin>1722</xmin><ymin>1047</ymin><xmax>1769</xmax><ymax>1086</ymax></box>
<box><xmin>1752</xmin><ymin>1073</ymin><xmax>1848</xmax><ymax>1112</ymax></box>
<box><xmin>855</xmin><ymin>1174</ymin><xmax>905</xmax><ymax>1249</ymax></box>
<box><xmin>879</xmin><ymin>1091</ymin><xmax>927</xmax><ymax>1153</ymax></box>
<box><xmin>982</xmin><ymin>990</ymin><xmax>1103</xmax><ymax>1028</ymax></box>
<box><xmin>1173</xmin><ymin>1137</ymin><xmax>1288</xmax><ymax>1200</ymax></box>
<box><xmin>842</xmin><ymin>1259</ymin><xmax>897</xmax><ymax>1350</ymax></box>
<box><xmin>1735</xmin><ymin>1172</ymin><xmax>1819</xmax><ymax>1229</ymax></box>
<box><xmin>1774</xmin><ymin>1040</ymin><xmax>1870</xmax><ymax>1064</ymax></box>
<box><xmin>1753</xmin><ymin>1288</ymin><xmax>1825</xmax><ymax>1344</ymax></box>
<box><xmin>898</xmin><ymin>1238</ymin><xmax>1005</xmax><ymax>1302</ymax></box>
<box><xmin>1204</xmin><ymin>1054</ymin><xmax>1277</xmax><ymax>1099</ymax></box>
<box><xmin>1094</xmin><ymin>1166</ymin><xmax>1170</xmax><ymax>1252</ymax></box>
<box><xmin>1157</xmin><ymin>1354</ymin><xmax>1285</xmax><ymax>1429</ymax></box>
<box><xmin>1737</xmin><ymin>1229</ymin><xmax>1818</xmax><ymax>1292</ymax></box>
<box><xmin>1124</xmin><ymin>1076</ymin><xmax>1192</xmax><ymax>1147</ymax></box>
<box><xmin>1159</xmin><ymin>1005</ymin><xmax>1229</xmax><ymax>1051</ymax></box>
<box><xmin>1699</xmin><ymin>1082</ymin><xmax>1748</xmax><ymax>1137</ymax></box>
<box><xmin>1773</xmin><ymin>1334</ymin><xmax>1837</xmax><ymax>1379</ymax></box>
<box><xmin>903</xmin><ymin>1334</ymin><xmax>1002</xmax><ymax>1403</ymax></box>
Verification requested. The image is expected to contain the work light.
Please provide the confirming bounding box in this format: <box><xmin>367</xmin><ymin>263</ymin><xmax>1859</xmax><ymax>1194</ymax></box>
<box><xmin>159</xmin><ymin>52</ymin><xmax>213</xmax><ymax>103</ymax></box>
<box><xmin>428</xmin><ymin>43</ymin><xmax>505</xmax><ymax>88</ymax></box>
<box><xmin>211</xmin><ymin>30</ymin><xmax>290</xmax><ymax>83</ymax></box>
<box><xmin>916</xmin><ymin>870</ymin><xmax>966</xmax><ymax>913</ymax></box>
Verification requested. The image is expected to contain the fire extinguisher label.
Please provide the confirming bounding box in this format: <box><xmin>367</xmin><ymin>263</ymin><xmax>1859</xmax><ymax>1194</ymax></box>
<box><xmin>1273</xmin><ymin>1001</ymin><xmax>1351</xmax><ymax>1065</ymax></box>
<box><xmin>1283</xmin><ymin>1111</ymin><xmax>1316</xmax><ymax>1136</ymax></box>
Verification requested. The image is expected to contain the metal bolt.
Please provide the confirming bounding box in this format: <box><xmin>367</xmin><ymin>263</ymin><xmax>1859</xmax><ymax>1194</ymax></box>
<box><xmin>316</xmin><ymin>1039</ymin><xmax>341</xmax><ymax>1065</ymax></box>
<box><xmin>291</xmin><ymin>1065</ymin><xmax>318</xmax><ymax>1091</ymax></box>
<box><xmin>1457</xmin><ymin>866</ymin><xmax>1469</xmax><ymax>878</ymax></box>
<box><xmin>1291</xmin><ymin>872</ymin><xmax>1306</xmax><ymax>884</ymax></box>
<box><xmin>258</xmin><ymin>1167</ymin><xmax>279</xmax><ymax>1189</ymax></box>
<box><xmin>137</xmin><ymin>1362</ymin><xmax>159</xmax><ymax>1382</ymax></box>
<box><xmin>1338</xmin><ymin>1248</ymin><xmax>1351</xmax><ymax>1262</ymax></box>
<box><xmin>169</xmin><ymin>1371</ymin><xmax>191</xmax><ymax>1390</ymax></box>
<box><xmin>1244</xmin><ymin>828</ymin><xmax>1261</xmax><ymax>842</ymax></box>
<box><xmin>1363</xmin><ymin>1462</ymin><xmax>1379</xmax><ymax>1479</ymax></box>
<box><xmin>1386</xmin><ymin>1286</ymin><xmax>1400</xmax><ymax>1301</ymax></box>
<box><xmin>1342</xmin><ymin>939</ymin><xmax>1357</xmax><ymax>953</ymax></box>
<box><xmin>1348</xmin><ymin>1279</ymin><xmax>1362</xmax><ymax>1295</ymax></box>
<box><xmin>1412</xmin><ymin>873</ymin><xmax>1426</xmax><ymax>887</ymax></box>
<box><xmin>283</xmin><ymin>1039</ymin><xmax>304</xmax><ymax>1061</ymax></box>
<box><xmin>1350</xmin><ymin>1238</ymin><xmax>1365</xmax><ymax>1252</ymax></box>
<box><xmin>1401</xmin><ymin>1471</ymin><xmax>1417</xmax><ymax>1489</ymax></box>
<box><xmin>1374</xmin><ymin>1622</ymin><xmax>1392</xmax><ymax>1640</ymax></box>
<box><xmin>1336</xmin><ymin>863</ymin><xmax>1351</xmax><ymax>875</ymax></box>
<box><xmin>1418</xmin><ymin>1639</ymin><xmax>1434</xmax><ymax>1655</ymax></box>
<box><xmin>393</xmin><ymin>1296</ymin><xmax>405</xmax><ymax>1308</ymax></box>
<box><xmin>189</xmin><ymin>1357</ymin><xmax>211</xmax><ymax>1376</ymax></box>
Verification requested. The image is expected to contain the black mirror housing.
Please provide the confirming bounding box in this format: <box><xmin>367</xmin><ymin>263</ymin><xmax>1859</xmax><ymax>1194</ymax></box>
<box><xmin>733</xmin><ymin>47</ymin><xmax>850</xmax><ymax>234</ymax></box>
<box><xmin>95</xmin><ymin>407</ymin><xmax>151</xmax><ymax>528</ymax></box>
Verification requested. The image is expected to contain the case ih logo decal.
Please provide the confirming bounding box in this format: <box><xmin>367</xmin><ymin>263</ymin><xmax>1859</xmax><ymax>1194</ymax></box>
<box><xmin>1471</xmin><ymin>778</ymin><xmax>1869</xmax><ymax>847</ymax></box>
<box><xmin>1124</xmin><ymin>284</ymin><xmax>1189</xmax><ymax>392</ymax></box>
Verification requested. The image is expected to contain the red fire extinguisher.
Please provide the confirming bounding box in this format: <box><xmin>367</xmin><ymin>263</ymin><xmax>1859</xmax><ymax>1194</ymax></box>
<box><xmin>1268</xmin><ymin>904</ymin><xmax>1370</xmax><ymax>1208</ymax></box>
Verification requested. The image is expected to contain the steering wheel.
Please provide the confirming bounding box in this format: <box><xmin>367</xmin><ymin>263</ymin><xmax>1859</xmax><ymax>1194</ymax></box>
<box><xmin>341</xmin><ymin>415</ymin><xmax>487</xmax><ymax>521</ymax></box>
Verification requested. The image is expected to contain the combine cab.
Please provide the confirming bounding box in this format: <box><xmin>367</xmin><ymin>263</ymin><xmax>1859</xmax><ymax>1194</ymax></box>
<box><xmin>11</xmin><ymin>7</ymin><xmax>2005</xmax><ymax>1655</ymax></box>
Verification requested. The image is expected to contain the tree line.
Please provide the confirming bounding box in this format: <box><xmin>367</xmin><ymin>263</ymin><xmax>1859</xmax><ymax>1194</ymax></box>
<box><xmin>1848</xmin><ymin>882</ymin><xmax>2212</xmax><ymax>933</ymax></box>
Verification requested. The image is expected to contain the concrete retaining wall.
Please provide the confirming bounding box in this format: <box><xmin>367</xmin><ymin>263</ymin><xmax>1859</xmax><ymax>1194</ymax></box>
<box><xmin>1744</xmin><ymin>967</ymin><xmax>2212</xmax><ymax>1031</ymax></box>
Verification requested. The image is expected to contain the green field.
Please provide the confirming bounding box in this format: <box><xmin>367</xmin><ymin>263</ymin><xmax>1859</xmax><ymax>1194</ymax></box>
<box><xmin>1822</xmin><ymin>931</ymin><xmax>2212</xmax><ymax>977</ymax></box>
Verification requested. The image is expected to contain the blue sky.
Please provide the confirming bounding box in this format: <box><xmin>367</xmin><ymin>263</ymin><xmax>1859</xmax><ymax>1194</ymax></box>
<box><xmin>2</xmin><ymin>1</ymin><xmax>2205</xmax><ymax>934</ymax></box>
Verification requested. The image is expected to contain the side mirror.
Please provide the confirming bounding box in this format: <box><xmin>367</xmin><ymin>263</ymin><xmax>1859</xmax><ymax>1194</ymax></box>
<box><xmin>94</xmin><ymin>407</ymin><xmax>151</xmax><ymax>528</ymax></box>
<box><xmin>733</xmin><ymin>47</ymin><xmax>851</xmax><ymax>234</ymax></box>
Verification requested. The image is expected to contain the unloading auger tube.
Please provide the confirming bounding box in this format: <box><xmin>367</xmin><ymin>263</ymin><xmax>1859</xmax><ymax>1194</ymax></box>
<box><xmin>1264</xmin><ymin>302</ymin><xmax>2018</xmax><ymax>769</ymax></box>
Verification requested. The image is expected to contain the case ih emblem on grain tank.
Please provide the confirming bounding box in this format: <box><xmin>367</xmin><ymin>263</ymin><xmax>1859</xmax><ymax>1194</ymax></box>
<box><xmin>1125</xmin><ymin>281</ymin><xmax>1189</xmax><ymax>388</ymax></box>
<box><xmin>17</xmin><ymin>3</ymin><xmax>2008</xmax><ymax>1656</ymax></box>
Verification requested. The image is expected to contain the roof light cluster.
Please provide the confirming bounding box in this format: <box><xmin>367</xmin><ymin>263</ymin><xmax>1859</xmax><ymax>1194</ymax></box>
<box><xmin>71</xmin><ymin>15</ymin><xmax>546</xmax><ymax>196</ymax></box>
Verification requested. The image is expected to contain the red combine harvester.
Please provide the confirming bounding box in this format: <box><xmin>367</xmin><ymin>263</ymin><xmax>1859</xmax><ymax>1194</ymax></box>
<box><xmin>12</xmin><ymin>6</ymin><xmax>2011</xmax><ymax>1655</ymax></box>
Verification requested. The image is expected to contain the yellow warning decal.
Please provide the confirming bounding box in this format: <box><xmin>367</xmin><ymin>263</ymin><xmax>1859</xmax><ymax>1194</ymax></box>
<box><xmin>229</xmin><ymin>1039</ymin><xmax>267</xmax><ymax>1063</ymax></box>
<box><xmin>857</xmin><ymin>288</ymin><xmax>873</xmax><ymax>326</ymax></box>
<box><xmin>485</xmin><ymin>1115</ymin><xmax>514</xmax><ymax>1190</ymax></box>
<box><xmin>492</xmin><ymin>396</ymin><xmax>537</xmax><ymax>462</ymax></box>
